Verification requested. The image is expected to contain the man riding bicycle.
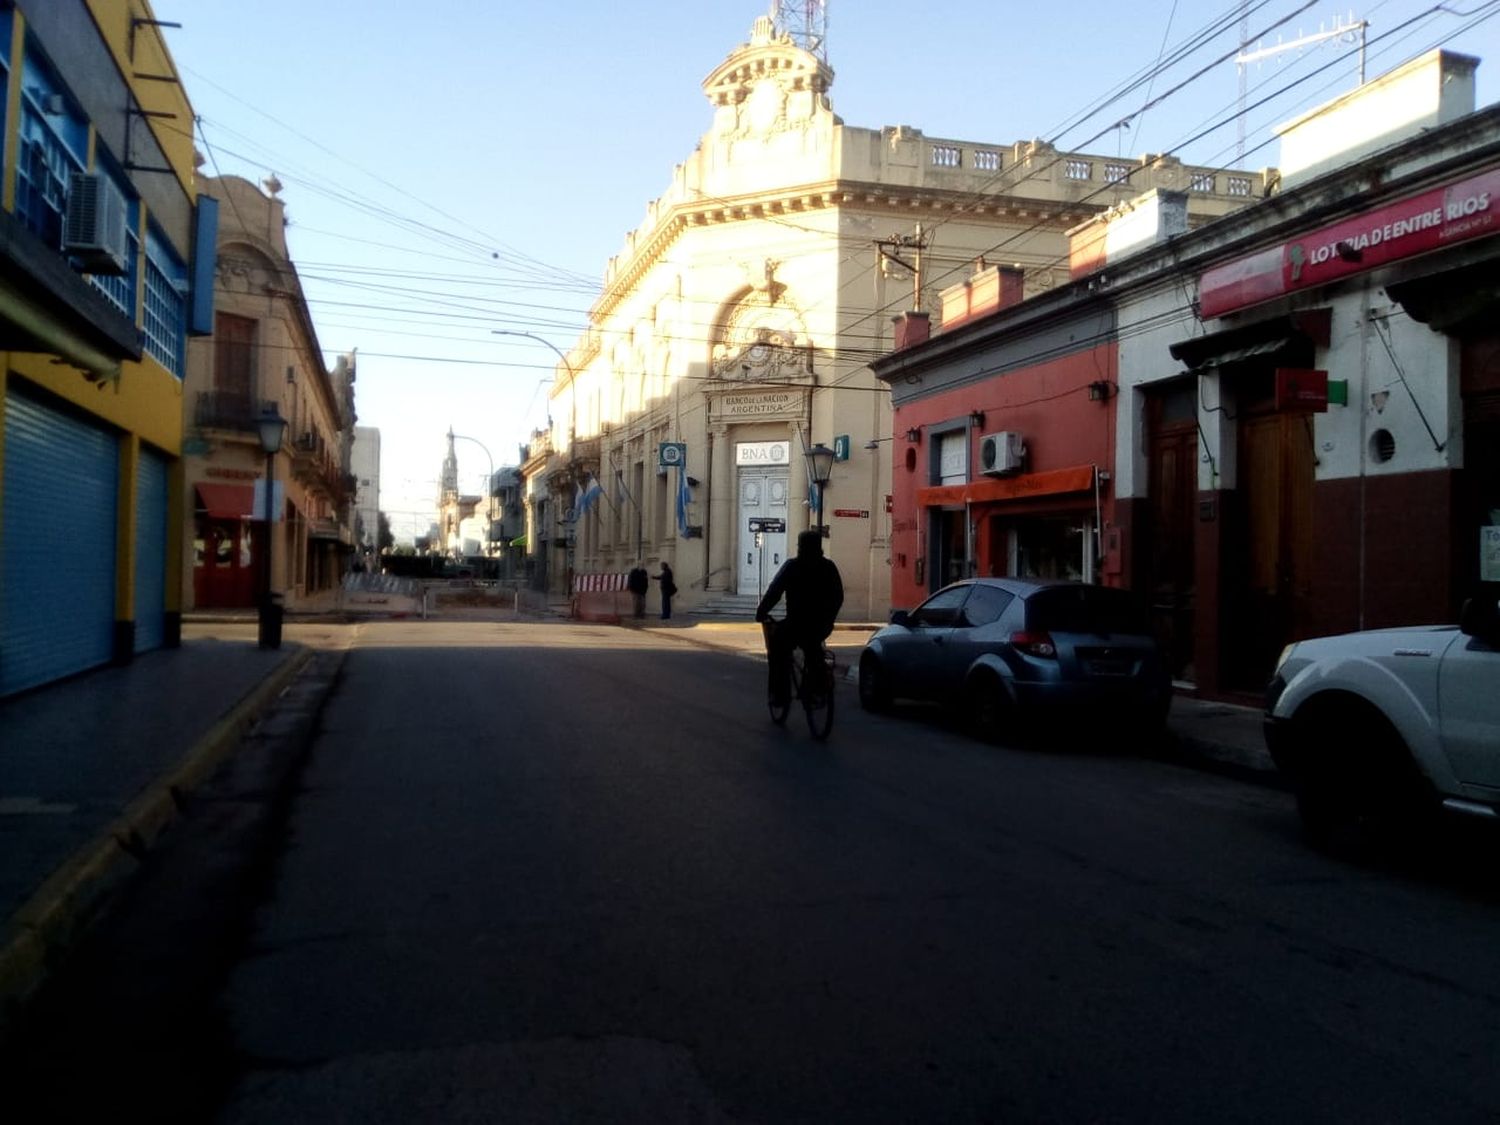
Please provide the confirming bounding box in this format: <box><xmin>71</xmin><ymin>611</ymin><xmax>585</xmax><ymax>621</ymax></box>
<box><xmin>756</xmin><ymin>529</ymin><xmax>844</xmax><ymax>708</ymax></box>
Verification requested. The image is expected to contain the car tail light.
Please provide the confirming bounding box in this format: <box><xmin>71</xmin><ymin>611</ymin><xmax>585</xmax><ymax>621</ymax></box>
<box><xmin>1011</xmin><ymin>631</ymin><xmax>1057</xmax><ymax>658</ymax></box>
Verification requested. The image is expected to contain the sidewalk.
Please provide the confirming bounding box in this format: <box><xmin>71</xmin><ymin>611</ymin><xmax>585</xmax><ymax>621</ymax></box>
<box><xmin>0</xmin><ymin>626</ymin><xmax>317</xmax><ymax>1026</ymax></box>
<box><xmin>0</xmin><ymin>611</ymin><xmax>1271</xmax><ymax>1029</ymax></box>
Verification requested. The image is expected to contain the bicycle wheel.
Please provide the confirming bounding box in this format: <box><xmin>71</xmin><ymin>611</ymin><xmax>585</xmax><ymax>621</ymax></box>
<box><xmin>802</xmin><ymin>649</ymin><xmax>836</xmax><ymax>741</ymax></box>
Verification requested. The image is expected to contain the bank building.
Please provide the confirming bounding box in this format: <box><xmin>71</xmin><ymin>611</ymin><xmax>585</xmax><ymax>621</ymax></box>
<box><xmin>519</xmin><ymin>13</ymin><xmax>1264</xmax><ymax>619</ymax></box>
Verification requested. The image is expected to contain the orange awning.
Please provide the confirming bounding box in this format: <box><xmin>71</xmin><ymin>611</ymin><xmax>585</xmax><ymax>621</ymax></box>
<box><xmin>195</xmin><ymin>483</ymin><xmax>255</xmax><ymax>520</ymax></box>
<box><xmin>916</xmin><ymin>465</ymin><xmax>1096</xmax><ymax>508</ymax></box>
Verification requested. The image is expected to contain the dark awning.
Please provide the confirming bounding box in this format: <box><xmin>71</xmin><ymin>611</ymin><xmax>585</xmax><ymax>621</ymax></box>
<box><xmin>1386</xmin><ymin>259</ymin><xmax>1500</xmax><ymax>335</ymax></box>
<box><xmin>194</xmin><ymin>483</ymin><xmax>255</xmax><ymax>520</ymax></box>
<box><xmin>1169</xmin><ymin>308</ymin><xmax>1330</xmax><ymax>372</ymax></box>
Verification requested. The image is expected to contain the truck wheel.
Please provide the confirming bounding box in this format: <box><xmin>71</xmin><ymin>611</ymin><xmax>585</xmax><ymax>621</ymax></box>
<box><xmin>1291</xmin><ymin>704</ymin><xmax>1427</xmax><ymax>854</ymax></box>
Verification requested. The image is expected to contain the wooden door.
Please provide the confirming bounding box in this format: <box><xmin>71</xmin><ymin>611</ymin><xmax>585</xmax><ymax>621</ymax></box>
<box><xmin>1234</xmin><ymin>410</ymin><xmax>1315</xmax><ymax>686</ymax></box>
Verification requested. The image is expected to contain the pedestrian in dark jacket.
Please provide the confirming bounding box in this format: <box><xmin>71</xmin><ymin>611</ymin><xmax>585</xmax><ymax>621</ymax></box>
<box><xmin>755</xmin><ymin>530</ymin><xmax>843</xmax><ymax>706</ymax></box>
<box><xmin>626</xmin><ymin>565</ymin><xmax>649</xmax><ymax>619</ymax></box>
<box><xmin>653</xmin><ymin>562</ymin><xmax>677</xmax><ymax>620</ymax></box>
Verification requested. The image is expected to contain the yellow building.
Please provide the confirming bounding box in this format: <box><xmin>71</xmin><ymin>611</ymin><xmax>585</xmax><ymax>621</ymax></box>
<box><xmin>0</xmin><ymin>0</ymin><xmax>210</xmax><ymax>695</ymax></box>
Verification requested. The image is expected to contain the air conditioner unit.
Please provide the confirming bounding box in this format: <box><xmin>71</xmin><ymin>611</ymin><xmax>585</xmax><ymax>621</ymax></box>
<box><xmin>979</xmin><ymin>431</ymin><xmax>1025</xmax><ymax>476</ymax></box>
<box><xmin>63</xmin><ymin>173</ymin><xmax>129</xmax><ymax>276</ymax></box>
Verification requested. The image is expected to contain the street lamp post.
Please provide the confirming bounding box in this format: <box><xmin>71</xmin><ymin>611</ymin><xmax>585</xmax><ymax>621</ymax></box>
<box><xmin>806</xmin><ymin>442</ymin><xmax>835</xmax><ymax>537</ymax></box>
<box><xmin>494</xmin><ymin>329</ymin><xmax>579</xmax><ymax>592</ymax></box>
<box><xmin>256</xmin><ymin>405</ymin><xmax>288</xmax><ymax>649</ymax></box>
<box><xmin>451</xmin><ymin>432</ymin><xmax>495</xmax><ymax>568</ymax></box>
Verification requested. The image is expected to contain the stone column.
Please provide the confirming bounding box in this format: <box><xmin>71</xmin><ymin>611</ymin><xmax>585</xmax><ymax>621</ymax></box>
<box><xmin>708</xmin><ymin>422</ymin><xmax>733</xmax><ymax>591</ymax></box>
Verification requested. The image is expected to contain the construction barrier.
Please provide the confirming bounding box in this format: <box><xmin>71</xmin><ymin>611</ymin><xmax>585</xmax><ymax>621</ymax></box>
<box><xmin>571</xmin><ymin>573</ymin><xmax>630</xmax><ymax>622</ymax></box>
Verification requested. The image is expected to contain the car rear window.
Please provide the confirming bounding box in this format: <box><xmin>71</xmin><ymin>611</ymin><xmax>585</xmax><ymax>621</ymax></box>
<box><xmin>1025</xmin><ymin>586</ymin><xmax>1150</xmax><ymax>635</ymax></box>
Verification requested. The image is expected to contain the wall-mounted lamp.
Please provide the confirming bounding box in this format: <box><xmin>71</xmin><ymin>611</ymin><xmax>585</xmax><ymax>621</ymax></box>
<box><xmin>905</xmin><ymin>427</ymin><xmax>922</xmax><ymax>443</ymax></box>
<box><xmin>1370</xmin><ymin>390</ymin><xmax>1389</xmax><ymax>413</ymax></box>
<box><xmin>686</xmin><ymin>475</ymin><xmax>701</xmax><ymax>487</ymax></box>
<box><xmin>1087</xmin><ymin>381</ymin><xmax>1114</xmax><ymax>401</ymax></box>
<box><xmin>968</xmin><ymin>409</ymin><xmax>986</xmax><ymax>427</ymax></box>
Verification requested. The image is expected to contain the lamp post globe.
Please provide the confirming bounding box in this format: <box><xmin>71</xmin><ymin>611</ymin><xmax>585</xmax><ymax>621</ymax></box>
<box><xmin>806</xmin><ymin>443</ymin><xmax>835</xmax><ymax>535</ymax></box>
<box><xmin>256</xmin><ymin>406</ymin><xmax>287</xmax><ymax>649</ymax></box>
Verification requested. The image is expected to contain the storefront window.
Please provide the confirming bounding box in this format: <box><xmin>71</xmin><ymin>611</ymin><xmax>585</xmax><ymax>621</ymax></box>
<box><xmin>1012</xmin><ymin>516</ymin><xmax>1092</xmax><ymax>582</ymax></box>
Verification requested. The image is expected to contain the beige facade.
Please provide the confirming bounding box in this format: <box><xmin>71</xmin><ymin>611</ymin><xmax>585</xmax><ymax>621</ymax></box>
<box><xmin>182</xmin><ymin>175</ymin><xmax>356</xmax><ymax>611</ymax></box>
<box><xmin>527</xmin><ymin>16</ymin><xmax>1268</xmax><ymax>619</ymax></box>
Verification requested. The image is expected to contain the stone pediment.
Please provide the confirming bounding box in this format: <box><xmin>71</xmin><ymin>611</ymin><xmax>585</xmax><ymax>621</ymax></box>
<box><xmin>702</xmin><ymin>16</ymin><xmax>834</xmax><ymax>139</ymax></box>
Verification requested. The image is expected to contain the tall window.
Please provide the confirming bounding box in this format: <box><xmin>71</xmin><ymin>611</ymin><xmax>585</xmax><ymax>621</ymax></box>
<box><xmin>16</xmin><ymin>57</ymin><xmax>86</xmax><ymax>248</ymax></box>
<box><xmin>215</xmin><ymin>313</ymin><xmax>256</xmax><ymax>402</ymax></box>
<box><xmin>143</xmin><ymin>226</ymin><xmax>188</xmax><ymax>377</ymax></box>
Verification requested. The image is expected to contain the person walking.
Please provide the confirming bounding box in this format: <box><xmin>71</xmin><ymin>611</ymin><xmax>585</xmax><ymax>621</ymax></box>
<box><xmin>626</xmin><ymin>564</ymin><xmax>649</xmax><ymax>619</ymax></box>
<box><xmin>653</xmin><ymin>562</ymin><xmax>677</xmax><ymax>621</ymax></box>
<box><xmin>755</xmin><ymin>530</ymin><xmax>843</xmax><ymax>707</ymax></box>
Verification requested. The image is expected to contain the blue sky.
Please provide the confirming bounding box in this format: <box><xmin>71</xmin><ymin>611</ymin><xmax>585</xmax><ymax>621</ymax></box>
<box><xmin>166</xmin><ymin>1</ymin><xmax>1500</xmax><ymax>542</ymax></box>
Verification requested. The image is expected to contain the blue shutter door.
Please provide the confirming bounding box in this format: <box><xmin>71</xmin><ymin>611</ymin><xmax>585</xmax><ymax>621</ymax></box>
<box><xmin>134</xmin><ymin>446</ymin><xmax>169</xmax><ymax>653</ymax></box>
<box><xmin>1</xmin><ymin>389</ymin><xmax>119</xmax><ymax>696</ymax></box>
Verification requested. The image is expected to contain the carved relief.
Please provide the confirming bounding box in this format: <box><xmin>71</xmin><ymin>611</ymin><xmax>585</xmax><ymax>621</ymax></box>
<box><xmin>711</xmin><ymin>288</ymin><xmax>812</xmax><ymax>384</ymax></box>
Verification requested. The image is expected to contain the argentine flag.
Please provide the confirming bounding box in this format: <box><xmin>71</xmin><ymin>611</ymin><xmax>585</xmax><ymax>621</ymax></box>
<box><xmin>675</xmin><ymin>465</ymin><xmax>692</xmax><ymax>536</ymax></box>
<box><xmin>576</xmin><ymin>473</ymin><xmax>604</xmax><ymax>516</ymax></box>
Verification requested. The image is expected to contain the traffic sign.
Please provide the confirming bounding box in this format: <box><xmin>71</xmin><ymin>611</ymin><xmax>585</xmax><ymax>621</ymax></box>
<box><xmin>748</xmin><ymin>517</ymin><xmax>786</xmax><ymax>533</ymax></box>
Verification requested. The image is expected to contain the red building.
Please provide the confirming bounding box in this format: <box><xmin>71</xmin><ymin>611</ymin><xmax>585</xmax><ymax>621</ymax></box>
<box><xmin>881</xmin><ymin>266</ymin><xmax>1120</xmax><ymax>611</ymax></box>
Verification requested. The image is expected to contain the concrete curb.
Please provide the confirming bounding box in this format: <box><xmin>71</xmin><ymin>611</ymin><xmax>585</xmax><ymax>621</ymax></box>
<box><xmin>0</xmin><ymin>647</ymin><xmax>315</xmax><ymax>1025</ymax></box>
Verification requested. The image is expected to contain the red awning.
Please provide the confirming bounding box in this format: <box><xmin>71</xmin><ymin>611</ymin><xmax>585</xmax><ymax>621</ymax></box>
<box><xmin>916</xmin><ymin>465</ymin><xmax>1096</xmax><ymax>508</ymax></box>
<box><xmin>195</xmin><ymin>483</ymin><xmax>255</xmax><ymax>520</ymax></box>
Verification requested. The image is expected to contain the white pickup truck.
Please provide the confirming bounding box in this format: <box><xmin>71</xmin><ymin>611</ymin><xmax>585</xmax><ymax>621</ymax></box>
<box><xmin>1263</xmin><ymin>592</ymin><xmax>1500</xmax><ymax>843</ymax></box>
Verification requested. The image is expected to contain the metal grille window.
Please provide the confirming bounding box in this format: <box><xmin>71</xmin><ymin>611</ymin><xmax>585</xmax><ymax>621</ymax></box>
<box><xmin>1064</xmin><ymin>159</ymin><xmax>1092</xmax><ymax>181</ymax></box>
<box><xmin>931</xmin><ymin>144</ymin><xmax>961</xmax><ymax>168</ymax></box>
<box><xmin>1227</xmin><ymin>175</ymin><xmax>1253</xmax><ymax>197</ymax></box>
<box><xmin>16</xmin><ymin>113</ymin><xmax>80</xmax><ymax>248</ymax></box>
<box><xmin>1104</xmin><ymin>162</ymin><xmax>1131</xmax><ymax>184</ymax></box>
<box><xmin>1190</xmin><ymin>172</ymin><xmax>1216</xmax><ymax>193</ymax></box>
<box><xmin>143</xmin><ymin>228</ymin><xmax>187</xmax><ymax>377</ymax></box>
<box><xmin>17</xmin><ymin>50</ymin><xmax>87</xmax><ymax>248</ymax></box>
<box><xmin>974</xmin><ymin>150</ymin><xmax>1001</xmax><ymax>172</ymax></box>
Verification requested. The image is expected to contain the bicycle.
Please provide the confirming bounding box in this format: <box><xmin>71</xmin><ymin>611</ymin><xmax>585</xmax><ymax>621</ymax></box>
<box><xmin>761</xmin><ymin>617</ymin><xmax>837</xmax><ymax>740</ymax></box>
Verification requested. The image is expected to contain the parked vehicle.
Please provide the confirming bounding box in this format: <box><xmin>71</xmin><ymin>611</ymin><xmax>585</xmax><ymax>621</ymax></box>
<box><xmin>1264</xmin><ymin>592</ymin><xmax>1500</xmax><ymax>845</ymax></box>
<box><xmin>857</xmin><ymin>578</ymin><xmax>1171</xmax><ymax>741</ymax></box>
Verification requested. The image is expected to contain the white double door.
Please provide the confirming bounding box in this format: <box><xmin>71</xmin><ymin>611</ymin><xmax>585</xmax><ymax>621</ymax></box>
<box><xmin>737</xmin><ymin>468</ymin><xmax>791</xmax><ymax>597</ymax></box>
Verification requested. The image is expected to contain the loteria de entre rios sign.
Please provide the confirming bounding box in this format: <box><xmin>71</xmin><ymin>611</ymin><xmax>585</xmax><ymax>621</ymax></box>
<box><xmin>1199</xmin><ymin>164</ymin><xmax>1499</xmax><ymax>319</ymax></box>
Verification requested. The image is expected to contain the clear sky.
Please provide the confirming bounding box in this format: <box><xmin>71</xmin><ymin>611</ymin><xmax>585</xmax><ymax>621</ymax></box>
<box><xmin>167</xmin><ymin>0</ymin><xmax>1500</xmax><ymax>543</ymax></box>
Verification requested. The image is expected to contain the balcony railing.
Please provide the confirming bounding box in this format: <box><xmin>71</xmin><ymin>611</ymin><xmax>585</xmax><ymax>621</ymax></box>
<box><xmin>195</xmin><ymin>391</ymin><xmax>258</xmax><ymax>432</ymax></box>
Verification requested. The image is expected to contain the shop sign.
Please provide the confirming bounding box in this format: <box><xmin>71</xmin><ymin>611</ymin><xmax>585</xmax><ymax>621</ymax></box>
<box><xmin>1275</xmin><ymin>368</ymin><xmax>1329</xmax><ymax>413</ymax></box>
<box><xmin>720</xmin><ymin>390</ymin><xmax>799</xmax><ymax>418</ymax></box>
<box><xmin>1199</xmin><ymin>164</ymin><xmax>1500</xmax><ymax>318</ymax></box>
<box><xmin>749</xmin><ymin>517</ymin><xmax>786</xmax><ymax>533</ymax></box>
<box><xmin>205</xmin><ymin>466</ymin><xmax>258</xmax><ymax>481</ymax></box>
<box><xmin>832</xmin><ymin>508</ymin><xmax>870</xmax><ymax>518</ymax></box>
<box><xmin>735</xmin><ymin>441</ymin><xmax>791</xmax><ymax>466</ymax></box>
<box><xmin>658</xmin><ymin>442</ymin><xmax>686</xmax><ymax>468</ymax></box>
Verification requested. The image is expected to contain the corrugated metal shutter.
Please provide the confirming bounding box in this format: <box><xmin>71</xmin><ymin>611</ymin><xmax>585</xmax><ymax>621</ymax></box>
<box><xmin>2</xmin><ymin>389</ymin><xmax>119</xmax><ymax>696</ymax></box>
<box><xmin>134</xmin><ymin>445</ymin><xmax>169</xmax><ymax>653</ymax></box>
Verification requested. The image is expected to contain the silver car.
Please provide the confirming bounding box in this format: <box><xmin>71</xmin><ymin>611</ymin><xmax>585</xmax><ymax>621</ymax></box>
<box><xmin>858</xmin><ymin>578</ymin><xmax>1171</xmax><ymax>741</ymax></box>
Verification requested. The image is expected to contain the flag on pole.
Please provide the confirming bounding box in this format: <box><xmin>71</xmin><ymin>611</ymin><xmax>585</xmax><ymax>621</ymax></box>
<box><xmin>676</xmin><ymin>465</ymin><xmax>692</xmax><ymax>536</ymax></box>
<box><xmin>576</xmin><ymin>473</ymin><xmax>603</xmax><ymax>516</ymax></box>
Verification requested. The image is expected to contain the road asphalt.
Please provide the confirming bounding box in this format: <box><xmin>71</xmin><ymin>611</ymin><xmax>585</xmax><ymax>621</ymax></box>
<box><xmin>0</xmin><ymin>602</ymin><xmax>1271</xmax><ymax>1033</ymax></box>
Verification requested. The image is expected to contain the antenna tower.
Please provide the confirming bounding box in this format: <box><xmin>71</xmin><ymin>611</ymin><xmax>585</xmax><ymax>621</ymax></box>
<box><xmin>1235</xmin><ymin>6</ymin><xmax>1367</xmax><ymax>164</ymax></box>
<box><xmin>770</xmin><ymin>0</ymin><xmax>828</xmax><ymax>65</ymax></box>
